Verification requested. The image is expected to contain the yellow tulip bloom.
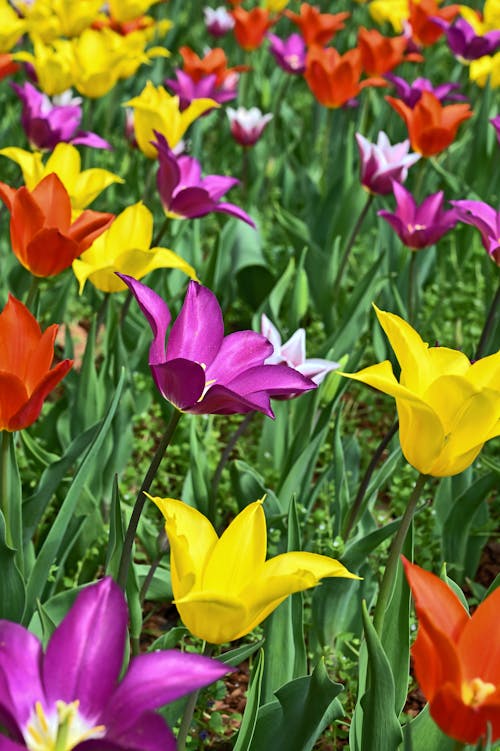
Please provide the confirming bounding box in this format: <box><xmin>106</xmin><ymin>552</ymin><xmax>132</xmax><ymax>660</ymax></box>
<box><xmin>108</xmin><ymin>0</ymin><xmax>161</xmax><ymax>23</ymax></box>
<box><xmin>341</xmin><ymin>307</ymin><xmax>500</xmax><ymax>477</ymax></box>
<box><xmin>263</xmin><ymin>0</ymin><xmax>289</xmax><ymax>11</ymax></box>
<box><xmin>125</xmin><ymin>82</ymin><xmax>217</xmax><ymax>158</ymax></box>
<box><xmin>15</xmin><ymin>38</ymin><xmax>75</xmax><ymax>96</ymax></box>
<box><xmin>0</xmin><ymin>143</ymin><xmax>123</xmax><ymax>210</ymax></box>
<box><xmin>470</xmin><ymin>52</ymin><xmax>500</xmax><ymax>87</ymax></box>
<box><xmin>71</xmin><ymin>28</ymin><xmax>125</xmax><ymax>98</ymax></box>
<box><xmin>72</xmin><ymin>202</ymin><xmax>197</xmax><ymax>293</ymax></box>
<box><xmin>368</xmin><ymin>0</ymin><xmax>409</xmax><ymax>31</ymax></box>
<box><xmin>16</xmin><ymin>0</ymin><xmax>101</xmax><ymax>41</ymax></box>
<box><xmin>0</xmin><ymin>0</ymin><xmax>27</xmax><ymax>53</ymax></box>
<box><xmin>151</xmin><ymin>496</ymin><xmax>358</xmax><ymax>644</ymax></box>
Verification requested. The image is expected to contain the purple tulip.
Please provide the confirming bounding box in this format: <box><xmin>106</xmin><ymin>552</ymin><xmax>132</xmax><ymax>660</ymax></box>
<box><xmin>267</xmin><ymin>33</ymin><xmax>307</xmax><ymax>75</ymax></box>
<box><xmin>378</xmin><ymin>181</ymin><xmax>458</xmax><ymax>249</ymax></box>
<box><xmin>431</xmin><ymin>16</ymin><xmax>500</xmax><ymax>61</ymax></box>
<box><xmin>385</xmin><ymin>74</ymin><xmax>466</xmax><ymax>108</ymax></box>
<box><xmin>450</xmin><ymin>199</ymin><xmax>500</xmax><ymax>265</ymax></box>
<box><xmin>165</xmin><ymin>69</ymin><xmax>238</xmax><ymax>111</ymax></box>
<box><xmin>491</xmin><ymin>115</ymin><xmax>500</xmax><ymax>145</ymax></box>
<box><xmin>0</xmin><ymin>578</ymin><xmax>227</xmax><ymax>751</ymax></box>
<box><xmin>153</xmin><ymin>132</ymin><xmax>254</xmax><ymax>225</ymax></box>
<box><xmin>11</xmin><ymin>83</ymin><xmax>111</xmax><ymax>151</ymax></box>
<box><xmin>226</xmin><ymin>107</ymin><xmax>273</xmax><ymax>147</ymax></box>
<box><xmin>355</xmin><ymin>131</ymin><xmax>421</xmax><ymax>195</ymax></box>
<box><xmin>119</xmin><ymin>275</ymin><xmax>317</xmax><ymax>417</ymax></box>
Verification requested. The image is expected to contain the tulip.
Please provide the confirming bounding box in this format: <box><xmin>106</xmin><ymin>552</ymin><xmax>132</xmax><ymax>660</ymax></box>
<box><xmin>285</xmin><ymin>3</ymin><xmax>349</xmax><ymax>47</ymax></box>
<box><xmin>357</xmin><ymin>27</ymin><xmax>422</xmax><ymax>75</ymax></box>
<box><xmin>469</xmin><ymin>51</ymin><xmax>500</xmax><ymax>88</ymax></box>
<box><xmin>226</xmin><ymin>106</ymin><xmax>273</xmax><ymax>146</ymax></box>
<box><xmin>177</xmin><ymin>46</ymin><xmax>246</xmax><ymax>87</ymax></box>
<box><xmin>386</xmin><ymin>90</ymin><xmax>473</xmax><ymax>156</ymax></box>
<box><xmin>450</xmin><ymin>199</ymin><xmax>500</xmax><ymax>265</ymax></box>
<box><xmin>305</xmin><ymin>46</ymin><xmax>386</xmax><ymax>109</ymax></box>
<box><xmin>203</xmin><ymin>6</ymin><xmax>235</xmax><ymax>36</ymax></box>
<box><xmin>72</xmin><ymin>202</ymin><xmax>197</xmax><ymax>294</ymax></box>
<box><xmin>14</xmin><ymin>38</ymin><xmax>75</xmax><ymax>96</ymax></box>
<box><xmin>355</xmin><ymin>131</ymin><xmax>420</xmax><ymax>195</ymax></box>
<box><xmin>341</xmin><ymin>306</ymin><xmax>500</xmax><ymax>476</ymax></box>
<box><xmin>108</xmin><ymin>0</ymin><xmax>161</xmax><ymax>23</ymax></box>
<box><xmin>0</xmin><ymin>174</ymin><xmax>114</xmax><ymax>277</ymax></box>
<box><xmin>385</xmin><ymin>74</ymin><xmax>465</xmax><ymax>107</ymax></box>
<box><xmin>151</xmin><ymin>497</ymin><xmax>358</xmax><ymax>644</ymax></box>
<box><xmin>0</xmin><ymin>577</ymin><xmax>228</xmax><ymax>750</ymax></box>
<box><xmin>0</xmin><ymin>142</ymin><xmax>123</xmax><ymax>210</ymax></box>
<box><xmin>378</xmin><ymin>182</ymin><xmax>458</xmax><ymax>249</ymax></box>
<box><xmin>0</xmin><ymin>295</ymin><xmax>72</xmax><ymax>432</ymax></box>
<box><xmin>408</xmin><ymin>0</ymin><xmax>459</xmax><ymax>46</ymax></box>
<box><xmin>154</xmin><ymin>132</ymin><xmax>254</xmax><ymax>225</ymax></box>
<box><xmin>432</xmin><ymin>16</ymin><xmax>500</xmax><ymax>61</ymax></box>
<box><xmin>119</xmin><ymin>275</ymin><xmax>317</xmax><ymax>416</ymax></box>
<box><xmin>261</xmin><ymin>314</ymin><xmax>339</xmax><ymax>384</ymax></box>
<box><xmin>0</xmin><ymin>1</ymin><xmax>26</xmax><ymax>52</ymax></box>
<box><xmin>402</xmin><ymin>557</ymin><xmax>500</xmax><ymax>744</ymax></box>
<box><xmin>19</xmin><ymin>0</ymin><xmax>102</xmax><ymax>41</ymax></box>
<box><xmin>368</xmin><ymin>0</ymin><xmax>409</xmax><ymax>33</ymax></box>
<box><xmin>125</xmin><ymin>81</ymin><xmax>217</xmax><ymax>158</ymax></box>
<box><xmin>166</xmin><ymin>70</ymin><xmax>238</xmax><ymax>110</ymax></box>
<box><xmin>0</xmin><ymin>52</ymin><xmax>18</xmax><ymax>80</ymax></box>
<box><xmin>231</xmin><ymin>7</ymin><xmax>274</xmax><ymax>51</ymax></box>
<box><xmin>12</xmin><ymin>82</ymin><xmax>111</xmax><ymax>151</ymax></box>
<box><xmin>267</xmin><ymin>33</ymin><xmax>307</xmax><ymax>75</ymax></box>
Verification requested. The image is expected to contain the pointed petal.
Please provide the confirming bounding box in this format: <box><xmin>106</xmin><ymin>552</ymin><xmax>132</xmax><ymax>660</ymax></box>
<box><xmin>167</xmin><ymin>282</ymin><xmax>223</xmax><ymax>367</ymax></box>
<box><xmin>188</xmin><ymin>384</ymin><xmax>274</xmax><ymax>417</ymax></box>
<box><xmin>429</xmin><ymin>684</ymin><xmax>500</xmax><ymax>745</ymax></box>
<box><xmin>106</xmin><ymin>203</ymin><xmax>152</xmax><ymax>251</ymax></box>
<box><xmin>102</xmin><ymin>710</ymin><xmax>175</xmax><ymax>751</ymax></box>
<box><xmin>23</xmin><ymin>228</ymin><xmax>80</xmax><ymax>277</ymax></box>
<box><xmin>118</xmin><ymin>275</ymin><xmax>170</xmax><ymax>364</ymax></box>
<box><xmin>0</xmin><ymin>621</ymin><xmax>43</xmax><ymax>729</ymax></box>
<box><xmin>205</xmin><ymin>331</ymin><xmax>273</xmax><ymax>384</ymax></box>
<box><xmin>151</xmin><ymin>358</ymin><xmax>205</xmax><ymax>409</ymax></box>
<box><xmin>459</xmin><ymin>586</ymin><xmax>500</xmax><ymax>684</ymax></box>
<box><xmin>214</xmin><ymin>202</ymin><xmax>256</xmax><ymax>227</ymax></box>
<box><xmin>31</xmin><ymin>173</ymin><xmax>72</xmax><ymax>229</ymax></box>
<box><xmin>9</xmin><ymin>359</ymin><xmax>73</xmax><ymax>431</ymax></box>
<box><xmin>68</xmin><ymin>210</ymin><xmax>114</xmax><ymax>251</ymax></box>
<box><xmin>226</xmin><ymin>363</ymin><xmax>316</xmax><ymax>398</ymax></box>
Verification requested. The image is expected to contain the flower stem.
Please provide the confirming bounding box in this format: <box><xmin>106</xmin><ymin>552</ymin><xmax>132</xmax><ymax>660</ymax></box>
<box><xmin>116</xmin><ymin>409</ymin><xmax>182</xmax><ymax>590</ymax></box>
<box><xmin>152</xmin><ymin>215</ymin><xmax>170</xmax><ymax>248</ymax></box>
<box><xmin>475</xmin><ymin>272</ymin><xmax>500</xmax><ymax>360</ymax></box>
<box><xmin>343</xmin><ymin>420</ymin><xmax>399</xmax><ymax>540</ymax></box>
<box><xmin>333</xmin><ymin>192</ymin><xmax>374</xmax><ymax>297</ymax></box>
<box><xmin>0</xmin><ymin>431</ymin><xmax>12</xmax><ymax>549</ymax></box>
<box><xmin>373</xmin><ymin>473</ymin><xmax>427</xmax><ymax>634</ymax></box>
<box><xmin>408</xmin><ymin>251</ymin><xmax>418</xmax><ymax>325</ymax></box>
<box><xmin>177</xmin><ymin>641</ymin><xmax>212</xmax><ymax>751</ymax></box>
<box><xmin>24</xmin><ymin>276</ymin><xmax>41</xmax><ymax>312</ymax></box>
<box><xmin>209</xmin><ymin>412</ymin><xmax>254</xmax><ymax>522</ymax></box>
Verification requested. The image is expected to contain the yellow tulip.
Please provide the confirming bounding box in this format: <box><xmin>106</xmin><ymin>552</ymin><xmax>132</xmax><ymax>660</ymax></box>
<box><xmin>483</xmin><ymin>0</ymin><xmax>500</xmax><ymax>31</ymax></box>
<box><xmin>72</xmin><ymin>202</ymin><xmax>198</xmax><ymax>293</ymax></box>
<box><xmin>16</xmin><ymin>0</ymin><xmax>102</xmax><ymax>41</ymax></box>
<box><xmin>15</xmin><ymin>38</ymin><xmax>75</xmax><ymax>95</ymax></box>
<box><xmin>113</xmin><ymin>29</ymin><xmax>170</xmax><ymax>82</ymax></box>
<box><xmin>368</xmin><ymin>0</ymin><xmax>409</xmax><ymax>31</ymax></box>
<box><xmin>341</xmin><ymin>307</ymin><xmax>500</xmax><ymax>477</ymax></box>
<box><xmin>125</xmin><ymin>81</ymin><xmax>217</xmax><ymax>158</ymax></box>
<box><xmin>470</xmin><ymin>52</ymin><xmax>500</xmax><ymax>87</ymax></box>
<box><xmin>150</xmin><ymin>496</ymin><xmax>358</xmax><ymax>644</ymax></box>
<box><xmin>0</xmin><ymin>143</ymin><xmax>123</xmax><ymax>210</ymax></box>
<box><xmin>108</xmin><ymin>0</ymin><xmax>161</xmax><ymax>23</ymax></box>
<box><xmin>0</xmin><ymin>0</ymin><xmax>27</xmax><ymax>53</ymax></box>
<box><xmin>263</xmin><ymin>0</ymin><xmax>289</xmax><ymax>11</ymax></box>
<box><xmin>71</xmin><ymin>28</ymin><xmax>125</xmax><ymax>98</ymax></box>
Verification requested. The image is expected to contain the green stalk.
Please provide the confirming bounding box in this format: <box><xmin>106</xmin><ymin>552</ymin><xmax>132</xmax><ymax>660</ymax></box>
<box><xmin>209</xmin><ymin>412</ymin><xmax>254</xmax><ymax>522</ymax></box>
<box><xmin>475</xmin><ymin>273</ymin><xmax>500</xmax><ymax>360</ymax></box>
<box><xmin>373</xmin><ymin>473</ymin><xmax>427</xmax><ymax>634</ymax></box>
<box><xmin>408</xmin><ymin>251</ymin><xmax>418</xmax><ymax>325</ymax></box>
<box><xmin>177</xmin><ymin>641</ymin><xmax>213</xmax><ymax>751</ymax></box>
<box><xmin>0</xmin><ymin>431</ymin><xmax>12</xmax><ymax>549</ymax></box>
<box><xmin>333</xmin><ymin>192</ymin><xmax>374</xmax><ymax>296</ymax></box>
<box><xmin>116</xmin><ymin>409</ymin><xmax>182</xmax><ymax>590</ymax></box>
<box><xmin>25</xmin><ymin>276</ymin><xmax>41</xmax><ymax>313</ymax></box>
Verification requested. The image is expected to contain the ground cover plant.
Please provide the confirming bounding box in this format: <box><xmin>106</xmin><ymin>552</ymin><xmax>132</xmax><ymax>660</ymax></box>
<box><xmin>0</xmin><ymin>0</ymin><xmax>499</xmax><ymax>749</ymax></box>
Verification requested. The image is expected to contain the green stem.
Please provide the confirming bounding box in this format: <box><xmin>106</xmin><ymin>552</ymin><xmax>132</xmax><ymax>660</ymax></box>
<box><xmin>152</xmin><ymin>215</ymin><xmax>170</xmax><ymax>248</ymax></box>
<box><xmin>116</xmin><ymin>409</ymin><xmax>182</xmax><ymax>590</ymax></box>
<box><xmin>0</xmin><ymin>431</ymin><xmax>12</xmax><ymax>549</ymax></box>
<box><xmin>25</xmin><ymin>276</ymin><xmax>41</xmax><ymax>312</ymax></box>
<box><xmin>475</xmin><ymin>273</ymin><xmax>500</xmax><ymax>360</ymax></box>
<box><xmin>452</xmin><ymin>742</ymin><xmax>466</xmax><ymax>751</ymax></box>
<box><xmin>333</xmin><ymin>192</ymin><xmax>374</xmax><ymax>296</ymax></box>
<box><xmin>408</xmin><ymin>251</ymin><xmax>418</xmax><ymax>325</ymax></box>
<box><xmin>177</xmin><ymin>641</ymin><xmax>212</xmax><ymax>751</ymax></box>
<box><xmin>209</xmin><ymin>413</ymin><xmax>254</xmax><ymax>523</ymax></box>
<box><xmin>373</xmin><ymin>473</ymin><xmax>427</xmax><ymax>634</ymax></box>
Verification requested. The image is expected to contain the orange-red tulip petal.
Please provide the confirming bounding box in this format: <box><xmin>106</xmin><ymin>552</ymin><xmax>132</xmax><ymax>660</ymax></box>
<box><xmin>0</xmin><ymin>53</ymin><xmax>19</xmax><ymax>81</ymax></box>
<box><xmin>0</xmin><ymin>173</ymin><xmax>114</xmax><ymax>277</ymax></box>
<box><xmin>409</xmin><ymin>0</ymin><xmax>460</xmax><ymax>46</ymax></box>
<box><xmin>179</xmin><ymin>46</ymin><xmax>247</xmax><ymax>86</ymax></box>
<box><xmin>285</xmin><ymin>3</ymin><xmax>349</xmax><ymax>47</ymax></box>
<box><xmin>358</xmin><ymin>27</ymin><xmax>423</xmax><ymax>75</ymax></box>
<box><xmin>305</xmin><ymin>47</ymin><xmax>386</xmax><ymax>109</ymax></box>
<box><xmin>387</xmin><ymin>91</ymin><xmax>473</xmax><ymax>156</ymax></box>
<box><xmin>231</xmin><ymin>7</ymin><xmax>274</xmax><ymax>51</ymax></box>
<box><xmin>402</xmin><ymin>557</ymin><xmax>500</xmax><ymax>745</ymax></box>
<box><xmin>0</xmin><ymin>295</ymin><xmax>72</xmax><ymax>432</ymax></box>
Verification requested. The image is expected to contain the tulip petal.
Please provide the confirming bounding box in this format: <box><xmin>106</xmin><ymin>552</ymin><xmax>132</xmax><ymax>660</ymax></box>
<box><xmin>106</xmin><ymin>203</ymin><xmax>152</xmax><ymax>251</ymax></box>
<box><xmin>151</xmin><ymin>358</ymin><xmax>205</xmax><ymax>410</ymax></box>
<box><xmin>9</xmin><ymin>359</ymin><xmax>73</xmax><ymax>432</ymax></box>
<box><xmin>72</xmin><ymin>167</ymin><xmax>124</xmax><ymax>209</ymax></box>
<box><xmin>205</xmin><ymin>331</ymin><xmax>273</xmax><ymax>385</ymax></box>
<box><xmin>68</xmin><ymin>209</ymin><xmax>114</xmax><ymax>251</ymax></box>
<box><xmin>167</xmin><ymin>281</ymin><xmax>224</xmax><ymax>367</ymax></box>
<box><xmin>31</xmin><ymin>173</ymin><xmax>72</xmax><ymax>229</ymax></box>
<box><xmin>23</xmin><ymin>228</ymin><xmax>80</xmax><ymax>277</ymax></box>
<box><xmin>0</xmin><ymin>295</ymin><xmax>45</xmax><ymax>381</ymax></box>
<box><xmin>188</xmin><ymin>383</ymin><xmax>274</xmax><ymax>417</ymax></box>
<box><xmin>396</xmin><ymin>396</ymin><xmax>445</xmax><ymax>474</ymax></box>
<box><xmin>459</xmin><ymin>585</ymin><xmax>500</xmax><ymax>684</ymax></box>
<box><xmin>104</xmin><ymin>710</ymin><xmax>176</xmax><ymax>751</ymax></box>
<box><xmin>0</xmin><ymin>373</ymin><xmax>29</xmax><ymax>431</ymax></box>
<box><xmin>172</xmin><ymin>593</ymin><xmax>249</xmax><ymax>644</ymax></box>
<box><xmin>0</xmin><ymin>621</ymin><xmax>43</xmax><ymax>729</ymax></box>
<box><xmin>467</xmin><ymin>350</ymin><xmax>500</xmax><ymax>389</ymax></box>
<box><xmin>115</xmin><ymin>248</ymin><xmax>197</xmax><ymax>283</ymax></box>
<box><xmin>225</xmin><ymin>363</ymin><xmax>316</xmax><ymax>397</ymax></box>
<box><xmin>43</xmin><ymin>578</ymin><xmax>128</xmax><ymax>719</ymax></box>
<box><xmin>119</xmin><ymin>275</ymin><xmax>171</xmax><ymax>364</ymax></box>
<box><xmin>429</xmin><ymin>683</ymin><xmax>500</xmax><ymax>745</ymax></box>
<box><xmin>373</xmin><ymin>306</ymin><xmax>432</xmax><ymax>393</ymax></box>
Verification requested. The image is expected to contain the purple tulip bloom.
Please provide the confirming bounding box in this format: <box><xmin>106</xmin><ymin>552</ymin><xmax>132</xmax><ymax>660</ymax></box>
<box><xmin>11</xmin><ymin>83</ymin><xmax>111</xmax><ymax>151</ymax></box>
<box><xmin>165</xmin><ymin>69</ymin><xmax>238</xmax><ymax>111</ymax></box>
<box><xmin>450</xmin><ymin>199</ymin><xmax>500</xmax><ymax>265</ymax></box>
<box><xmin>385</xmin><ymin>74</ymin><xmax>466</xmax><ymax>108</ymax></box>
<box><xmin>491</xmin><ymin>115</ymin><xmax>500</xmax><ymax>145</ymax></box>
<box><xmin>378</xmin><ymin>181</ymin><xmax>458</xmax><ymax>249</ymax></box>
<box><xmin>119</xmin><ymin>275</ymin><xmax>317</xmax><ymax>417</ymax></box>
<box><xmin>153</xmin><ymin>132</ymin><xmax>254</xmax><ymax>226</ymax></box>
<box><xmin>355</xmin><ymin>131</ymin><xmax>421</xmax><ymax>195</ymax></box>
<box><xmin>0</xmin><ymin>578</ymin><xmax>227</xmax><ymax>751</ymax></box>
<box><xmin>431</xmin><ymin>16</ymin><xmax>500</xmax><ymax>61</ymax></box>
<box><xmin>267</xmin><ymin>33</ymin><xmax>307</xmax><ymax>75</ymax></box>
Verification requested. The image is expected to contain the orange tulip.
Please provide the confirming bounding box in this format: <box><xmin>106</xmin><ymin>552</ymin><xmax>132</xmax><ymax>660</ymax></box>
<box><xmin>402</xmin><ymin>557</ymin><xmax>500</xmax><ymax>745</ymax></box>
<box><xmin>179</xmin><ymin>46</ymin><xmax>247</xmax><ymax>86</ymax></box>
<box><xmin>409</xmin><ymin>0</ymin><xmax>460</xmax><ymax>46</ymax></box>
<box><xmin>285</xmin><ymin>3</ymin><xmax>349</xmax><ymax>47</ymax></box>
<box><xmin>0</xmin><ymin>53</ymin><xmax>19</xmax><ymax>80</ymax></box>
<box><xmin>357</xmin><ymin>27</ymin><xmax>423</xmax><ymax>75</ymax></box>
<box><xmin>0</xmin><ymin>295</ymin><xmax>73</xmax><ymax>432</ymax></box>
<box><xmin>0</xmin><ymin>174</ymin><xmax>114</xmax><ymax>277</ymax></box>
<box><xmin>387</xmin><ymin>90</ymin><xmax>473</xmax><ymax>156</ymax></box>
<box><xmin>305</xmin><ymin>46</ymin><xmax>386</xmax><ymax>109</ymax></box>
<box><xmin>231</xmin><ymin>7</ymin><xmax>274</xmax><ymax>51</ymax></box>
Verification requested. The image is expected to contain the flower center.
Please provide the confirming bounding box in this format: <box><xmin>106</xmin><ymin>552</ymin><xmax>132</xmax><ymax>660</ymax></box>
<box><xmin>24</xmin><ymin>700</ymin><xmax>106</xmax><ymax>751</ymax></box>
<box><xmin>461</xmin><ymin>677</ymin><xmax>496</xmax><ymax>707</ymax></box>
<box><xmin>407</xmin><ymin>223</ymin><xmax>426</xmax><ymax>232</ymax></box>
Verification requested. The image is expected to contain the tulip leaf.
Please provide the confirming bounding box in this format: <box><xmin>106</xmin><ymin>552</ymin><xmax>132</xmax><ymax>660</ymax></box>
<box><xmin>147</xmin><ymin>627</ymin><xmax>188</xmax><ymax>653</ymax></box>
<box><xmin>70</xmin><ymin>317</ymin><xmax>105</xmax><ymax>437</ymax></box>
<box><xmin>250</xmin><ymin>659</ymin><xmax>344</xmax><ymax>751</ymax></box>
<box><xmin>219</xmin><ymin>639</ymin><xmax>265</xmax><ymax>667</ymax></box>
<box><xmin>405</xmin><ymin>704</ymin><xmax>454</xmax><ymax>751</ymax></box>
<box><xmin>0</xmin><ymin>510</ymin><xmax>25</xmax><ymax>622</ymax></box>
<box><xmin>233</xmin><ymin>649</ymin><xmax>265</xmax><ymax>751</ymax></box>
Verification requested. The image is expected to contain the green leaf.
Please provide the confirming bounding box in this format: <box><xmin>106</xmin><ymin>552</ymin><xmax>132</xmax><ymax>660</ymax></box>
<box><xmin>219</xmin><ymin>639</ymin><xmax>265</xmax><ymax>667</ymax></box>
<box><xmin>0</xmin><ymin>510</ymin><xmax>25</xmax><ymax>621</ymax></box>
<box><xmin>405</xmin><ymin>704</ymin><xmax>454</xmax><ymax>751</ymax></box>
<box><xmin>233</xmin><ymin>650</ymin><xmax>265</xmax><ymax>751</ymax></box>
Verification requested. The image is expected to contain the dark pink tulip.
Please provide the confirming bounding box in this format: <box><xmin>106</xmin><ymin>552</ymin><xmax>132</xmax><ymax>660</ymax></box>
<box><xmin>119</xmin><ymin>275</ymin><xmax>317</xmax><ymax>417</ymax></box>
<box><xmin>153</xmin><ymin>132</ymin><xmax>254</xmax><ymax>225</ymax></box>
<box><xmin>432</xmin><ymin>16</ymin><xmax>500</xmax><ymax>60</ymax></box>
<box><xmin>356</xmin><ymin>131</ymin><xmax>420</xmax><ymax>195</ymax></box>
<box><xmin>379</xmin><ymin>181</ymin><xmax>458</xmax><ymax>249</ymax></box>
<box><xmin>226</xmin><ymin>106</ymin><xmax>273</xmax><ymax>146</ymax></box>
<box><xmin>451</xmin><ymin>199</ymin><xmax>500</xmax><ymax>265</ymax></box>
<box><xmin>203</xmin><ymin>6</ymin><xmax>235</xmax><ymax>37</ymax></box>
<box><xmin>11</xmin><ymin>82</ymin><xmax>111</xmax><ymax>151</ymax></box>
<box><xmin>165</xmin><ymin>69</ymin><xmax>238</xmax><ymax>111</ymax></box>
<box><xmin>385</xmin><ymin>74</ymin><xmax>466</xmax><ymax>108</ymax></box>
<box><xmin>267</xmin><ymin>33</ymin><xmax>307</xmax><ymax>75</ymax></box>
<box><xmin>0</xmin><ymin>578</ymin><xmax>227</xmax><ymax>751</ymax></box>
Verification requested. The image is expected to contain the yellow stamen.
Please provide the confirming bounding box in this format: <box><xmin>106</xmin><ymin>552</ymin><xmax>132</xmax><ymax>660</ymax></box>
<box><xmin>24</xmin><ymin>700</ymin><xmax>106</xmax><ymax>751</ymax></box>
<box><xmin>461</xmin><ymin>677</ymin><xmax>496</xmax><ymax>707</ymax></box>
